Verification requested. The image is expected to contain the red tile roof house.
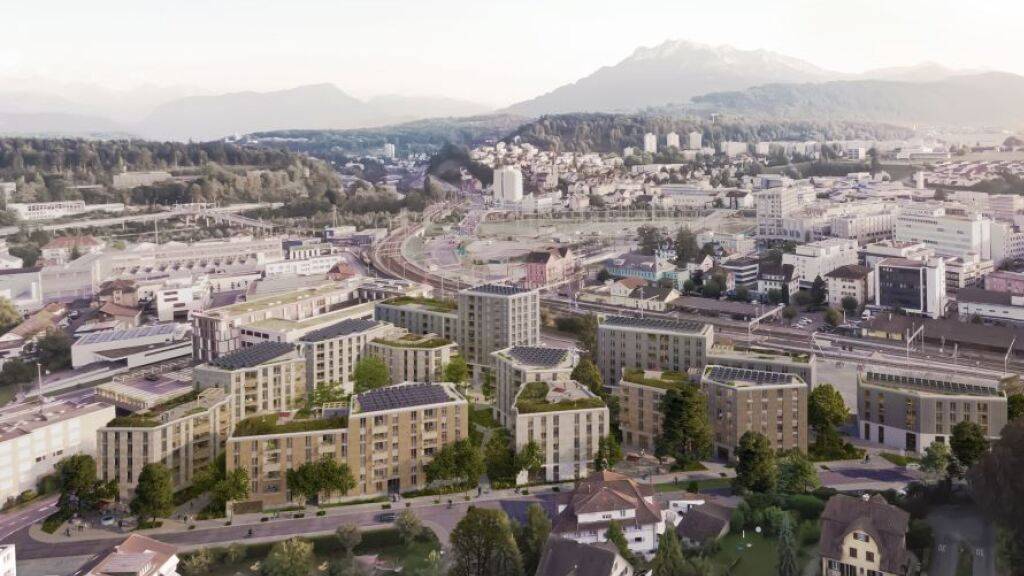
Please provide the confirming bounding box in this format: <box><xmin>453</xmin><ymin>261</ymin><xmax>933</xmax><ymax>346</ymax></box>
<box><xmin>40</xmin><ymin>235</ymin><xmax>105</xmax><ymax>264</ymax></box>
<box><xmin>523</xmin><ymin>247</ymin><xmax>574</xmax><ymax>289</ymax></box>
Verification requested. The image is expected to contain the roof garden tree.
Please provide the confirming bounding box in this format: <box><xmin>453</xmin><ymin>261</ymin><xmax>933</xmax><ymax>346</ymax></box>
<box><xmin>444</xmin><ymin>356</ymin><xmax>469</xmax><ymax>386</ymax></box>
<box><xmin>131</xmin><ymin>463</ymin><xmax>174</xmax><ymax>523</ymax></box>
<box><xmin>449</xmin><ymin>507</ymin><xmax>523</xmax><ymax>576</ymax></box>
<box><xmin>312</xmin><ymin>380</ymin><xmax>346</xmax><ymax>406</ymax></box>
<box><xmin>353</xmin><ymin>356</ymin><xmax>390</xmax><ymax>393</ymax></box>
<box><xmin>571</xmin><ymin>358</ymin><xmax>603</xmax><ymax>396</ymax></box>
<box><xmin>655</xmin><ymin>386</ymin><xmax>712</xmax><ymax>468</ymax></box>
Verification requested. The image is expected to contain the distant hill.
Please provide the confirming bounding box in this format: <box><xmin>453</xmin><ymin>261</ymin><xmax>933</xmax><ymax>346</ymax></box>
<box><xmin>504</xmin><ymin>40</ymin><xmax>838</xmax><ymax>116</ymax></box>
<box><xmin>691</xmin><ymin>72</ymin><xmax>1024</xmax><ymax>128</ymax></box>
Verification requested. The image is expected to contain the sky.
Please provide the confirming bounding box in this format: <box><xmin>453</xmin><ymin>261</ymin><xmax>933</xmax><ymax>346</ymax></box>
<box><xmin>2</xmin><ymin>0</ymin><xmax>1021</xmax><ymax>107</ymax></box>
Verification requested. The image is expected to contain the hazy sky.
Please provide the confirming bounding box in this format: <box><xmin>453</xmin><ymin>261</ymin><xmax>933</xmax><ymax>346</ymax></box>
<box><xmin>3</xmin><ymin>0</ymin><xmax>1020</xmax><ymax>107</ymax></box>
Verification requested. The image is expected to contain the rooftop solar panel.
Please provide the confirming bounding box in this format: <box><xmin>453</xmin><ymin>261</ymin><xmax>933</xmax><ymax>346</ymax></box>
<box><xmin>356</xmin><ymin>383</ymin><xmax>452</xmax><ymax>413</ymax></box>
<box><xmin>601</xmin><ymin>315</ymin><xmax>707</xmax><ymax>333</ymax></box>
<box><xmin>76</xmin><ymin>323</ymin><xmax>178</xmax><ymax>345</ymax></box>
<box><xmin>705</xmin><ymin>365</ymin><xmax>798</xmax><ymax>386</ymax></box>
<box><xmin>300</xmin><ymin>319</ymin><xmax>382</xmax><ymax>343</ymax></box>
<box><xmin>208</xmin><ymin>341</ymin><xmax>296</xmax><ymax>370</ymax></box>
<box><xmin>508</xmin><ymin>346</ymin><xmax>570</xmax><ymax>367</ymax></box>
<box><xmin>463</xmin><ymin>284</ymin><xmax>532</xmax><ymax>296</ymax></box>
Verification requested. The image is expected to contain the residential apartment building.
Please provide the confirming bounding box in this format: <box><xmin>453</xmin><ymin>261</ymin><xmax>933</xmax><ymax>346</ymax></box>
<box><xmin>493</xmin><ymin>346</ymin><xmax>577</xmax><ymax>427</ymax></box>
<box><xmin>820</xmin><ymin>494</ymin><xmax>912</xmax><ymax>576</ymax></box>
<box><xmin>493</xmin><ymin>166</ymin><xmax>524</xmax><ymax>203</ymax></box>
<box><xmin>873</xmin><ymin>258</ymin><xmax>947</xmax><ymax>319</ymax></box>
<box><xmin>824</xmin><ymin>265</ymin><xmax>874</xmax><ymax>309</ymax></box>
<box><xmin>706</xmin><ymin>345</ymin><xmax>817</xmax><ymax>388</ymax></box>
<box><xmin>984</xmin><ymin>269</ymin><xmax>1024</xmax><ymax>296</ymax></box>
<box><xmin>97</xmin><ymin>388</ymin><xmax>233</xmax><ymax>499</ymax></box>
<box><xmin>595</xmin><ymin>316</ymin><xmax>714</xmax><ymax>389</ymax></box>
<box><xmin>194</xmin><ymin>342</ymin><xmax>307</xmax><ymax>422</ymax></box>
<box><xmin>512</xmin><ymin>380</ymin><xmax>608</xmax><ymax>483</ymax></box>
<box><xmin>297</xmin><ymin>318</ymin><xmax>393</xmax><ymax>395</ymax></box>
<box><xmin>227</xmin><ymin>382</ymin><xmax>468</xmax><ymax>506</ymax></box>
<box><xmin>857</xmin><ymin>366</ymin><xmax>1010</xmax><ymax>454</ymax></box>
<box><xmin>0</xmin><ymin>399</ymin><xmax>114</xmax><ymax>506</ymax></box>
<box><xmin>701</xmin><ymin>365</ymin><xmax>808</xmax><ymax>460</ymax></box>
<box><xmin>368</xmin><ymin>332</ymin><xmax>457</xmax><ymax>384</ymax></box>
<box><xmin>615</xmin><ymin>369</ymin><xmax>691</xmax><ymax>451</ymax></box>
<box><xmin>782</xmin><ymin>238</ymin><xmax>859</xmax><ymax>289</ymax></box>
<box><xmin>755</xmin><ymin>187</ymin><xmax>799</xmax><ymax>240</ymax></box>
<box><xmin>893</xmin><ymin>203</ymin><xmax>992</xmax><ymax>260</ymax></box>
<box><xmin>374</xmin><ymin>297</ymin><xmax>458</xmax><ymax>341</ymax></box>
<box><xmin>457</xmin><ymin>284</ymin><xmax>540</xmax><ymax>370</ymax></box>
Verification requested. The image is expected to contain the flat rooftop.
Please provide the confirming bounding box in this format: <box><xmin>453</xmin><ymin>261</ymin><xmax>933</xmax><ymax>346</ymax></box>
<box><xmin>300</xmin><ymin>318</ymin><xmax>384</xmax><ymax>342</ymax></box>
<box><xmin>702</xmin><ymin>365</ymin><xmax>804</xmax><ymax>388</ymax></box>
<box><xmin>353</xmin><ymin>382</ymin><xmax>462</xmax><ymax>414</ymax></box>
<box><xmin>601</xmin><ymin>315</ymin><xmax>709</xmax><ymax>334</ymax></box>
<box><xmin>504</xmin><ymin>346</ymin><xmax>573</xmax><ymax>368</ymax></box>
<box><xmin>245</xmin><ymin>304</ymin><xmax>373</xmax><ymax>334</ymax></box>
<box><xmin>207</xmin><ymin>341</ymin><xmax>296</xmax><ymax>370</ymax></box>
<box><xmin>212</xmin><ymin>282</ymin><xmax>351</xmax><ymax>316</ymax></box>
<box><xmin>861</xmin><ymin>366</ymin><xmax>1006</xmax><ymax>397</ymax></box>
<box><xmin>97</xmin><ymin>368</ymin><xmax>193</xmax><ymax>403</ymax></box>
<box><xmin>75</xmin><ymin>323</ymin><xmax>180</xmax><ymax>346</ymax></box>
<box><xmin>378</xmin><ymin>296</ymin><xmax>457</xmax><ymax>314</ymax></box>
<box><xmin>0</xmin><ymin>400</ymin><xmax>111</xmax><ymax>443</ymax></box>
<box><xmin>461</xmin><ymin>284</ymin><xmax>533</xmax><ymax>296</ymax></box>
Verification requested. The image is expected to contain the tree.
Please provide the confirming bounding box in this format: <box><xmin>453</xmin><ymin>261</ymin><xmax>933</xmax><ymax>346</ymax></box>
<box><xmin>484</xmin><ymin>430</ymin><xmax>518</xmax><ymax>484</ymax></box>
<box><xmin>651</xmin><ymin>527</ymin><xmax>687</xmax><ymax>576</ymax></box>
<box><xmin>782</xmin><ymin>305</ymin><xmax>797</xmax><ymax>322</ymax></box>
<box><xmin>513</xmin><ymin>504</ymin><xmax>550</xmax><ymax>575</ymax></box>
<box><xmin>515</xmin><ymin>441</ymin><xmax>543</xmax><ymax>481</ymax></box>
<box><xmin>637</xmin><ymin>225</ymin><xmax>664</xmax><ymax>256</ymax></box>
<box><xmin>950</xmin><ymin>421</ymin><xmax>988</xmax><ymax>471</ymax></box>
<box><xmin>605</xmin><ymin>520</ymin><xmax>638</xmax><ymax>568</ymax></box>
<box><xmin>396</xmin><ymin>509</ymin><xmax>423</xmax><ymax>546</ymax></box>
<box><xmin>444</xmin><ymin>356</ymin><xmax>469</xmax><ymax>385</ymax></box>
<box><xmin>37</xmin><ymin>329</ymin><xmax>72</xmax><ymax>371</ymax></box>
<box><xmin>449</xmin><ymin>507</ymin><xmax>523</xmax><ymax>576</ymax></box>
<box><xmin>734</xmin><ymin>431</ymin><xmax>777</xmax><ymax>493</ymax></box>
<box><xmin>777</xmin><ymin>450</ymin><xmax>820</xmax><ymax>494</ymax></box>
<box><xmin>683</xmin><ymin>279</ymin><xmax>696</xmax><ymax>294</ymax></box>
<box><xmin>776</xmin><ymin>514</ymin><xmax>799</xmax><ymax>576</ymax></box>
<box><xmin>674</xmin><ymin>228</ymin><xmax>699</xmax><ymax>264</ymax></box>
<box><xmin>131</xmin><ymin>463</ymin><xmax>174</xmax><ymax>522</ymax></box>
<box><xmin>571</xmin><ymin>358</ymin><xmax>603</xmax><ymax>396</ymax></box>
<box><xmin>768</xmin><ymin>288</ymin><xmax>785</xmax><ymax>305</ymax></box>
<box><xmin>868</xmin><ymin>147</ymin><xmax>882</xmax><ymax>177</ymax></box>
<box><xmin>809</xmin><ymin>384</ymin><xmax>849</xmax><ymax>433</ymax></box>
<box><xmin>212</xmin><ymin>467</ymin><xmax>250</xmax><ymax>507</ymax></box>
<box><xmin>181</xmin><ymin>549</ymin><xmax>213</xmax><ymax>576</ymax></box>
<box><xmin>225</xmin><ymin>543</ymin><xmax>246</xmax><ymax>564</ymax></box>
<box><xmin>702</xmin><ymin>278</ymin><xmax>723</xmax><ymax>299</ymax></box>
<box><xmin>920</xmin><ymin>441</ymin><xmax>952</xmax><ymax>477</ymax></box>
<box><xmin>809</xmin><ymin>276</ymin><xmax>827</xmax><ymax>306</ymax></box>
<box><xmin>841</xmin><ymin>296</ymin><xmax>859</xmax><ymax>316</ymax></box>
<box><xmin>425</xmin><ymin>439</ymin><xmax>484</xmax><ymax>490</ymax></box>
<box><xmin>0</xmin><ymin>297</ymin><xmax>21</xmax><ymax>334</ymax></box>
<box><xmin>655</xmin><ymin>386</ymin><xmax>712</xmax><ymax>468</ymax></box>
<box><xmin>335</xmin><ymin>524</ymin><xmax>362</xmax><ymax>557</ymax></box>
<box><xmin>594</xmin><ymin>435</ymin><xmax>623</xmax><ymax>471</ymax></box>
<box><xmin>969</xmin><ymin>419</ymin><xmax>1024</xmax><ymax>572</ymax></box>
<box><xmin>824</xmin><ymin>307</ymin><xmax>841</xmax><ymax>327</ymax></box>
<box><xmin>353</xmin><ymin>357</ymin><xmax>390</xmax><ymax>393</ymax></box>
<box><xmin>312</xmin><ymin>380</ymin><xmax>346</xmax><ymax>405</ymax></box>
<box><xmin>262</xmin><ymin>538</ymin><xmax>315</xmax><ymax>576</ymax></box>
<box><xmin>1008</xmin><ymin>394</ymin><xmax>1024</xmax><ymax>421</ymax></box>
<box><xmin>596</xmin><ymin>268</ymin><xmax>613</xmax><ymax>283</ymax></box>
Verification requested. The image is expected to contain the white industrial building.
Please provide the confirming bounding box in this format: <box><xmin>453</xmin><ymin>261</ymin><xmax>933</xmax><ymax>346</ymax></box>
<box><xmin>782</xmin><ymin>238</ymin><xmax>859</xmax><ymax>288</ymax></box>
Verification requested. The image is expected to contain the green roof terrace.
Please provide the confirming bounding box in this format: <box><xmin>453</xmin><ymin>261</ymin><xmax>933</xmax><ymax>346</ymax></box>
<box><xmin>621</xmin><ymin>368</ymin><xmax>690</xmax><ymax>390</ymax></box>
<box><xmin>515</xmin><ymin>381</ymin><xmax>605</xmax><ymax>414</ymax></box>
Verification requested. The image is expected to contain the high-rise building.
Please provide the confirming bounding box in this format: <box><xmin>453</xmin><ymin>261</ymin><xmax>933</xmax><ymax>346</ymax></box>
<box><xmin>457</xmin><ymin>284</ymin><xmax>540</xmax><ymax>370</ymax></box>
<box><xmin>643</xmin><ymin>133</ymin><xmax>657</xmax><ymax>154</ymax></box>
<box><xmin>701</xmin><ymin>365</ymin><xmax>808</xmax><ymax>459</ymax></box>
<box><xmin>194</xmin><ymin>342</ymin><xmax>307</xmax><ymax>422</ymax></box>
<box><xmin>493</xmin><ymin>166</ymin><xmax>524</xmax><ymax>203</ymax></box>
<box><xmin>615</xmin><ymin>369</ymin><xmax>692</xmax><ymax>451</ymax></box>
<box><xmin>666</xmin><ymin>132</ymin><xmax>680</xmax><ymax>149</ymax></box>
<box><xmin>706</xmin><ymin>345</ymin><xmax>817</xmax><ymax>388</ymax></box>
<box><xmin>595</xmin><ymin>316</ymin><xmax>713</xmax><ymax>389</ymax></box>
<box><xmin>374</xmin><ymin>296</ymin><xmax>459</xmax><ymax>341</ymax></box>
<box><xmin>296</xmin><ymin>318</ymin><xmax>393</xmax><ymax>395</ymax></box>
<box><xmin>383</xmin><ymin>143</ymin><xmax>396</xmax><ymax>159</ymax></box>
<box><xmin>781</xmin><ymin>238</ymin><xmax>860</xmax><ymax>289</ymax></box>
<box><xmin>492</xmin><ymin>346</ymin><xmax>577</xmax><ymax>426</ymax></box>
<box><xmin>687</xmin><ymin>131</ymin><xmax>702</xmax><ymax>150</ymax></box>
<box><xmin>368</xmin><ymin>332</ymin><xmax>458</xmax><ymax>384</ymax></box>
<box><xmin>755</xmin><ymin>187</ymin><xmax>800</xmax><ymax>240</ymax></box>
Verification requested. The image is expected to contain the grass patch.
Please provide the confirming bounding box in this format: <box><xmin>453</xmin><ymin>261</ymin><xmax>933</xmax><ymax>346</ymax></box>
<box><xmin>469</xmin><ymin>405</ymin><xmax>499</xmax><ymax>429</ymax></box>
<box><xmin>233</xmin><ymin>414</ymin><xmax>348</xmax><ymax>437</ymax></box>
<box><xmin>879</xmin><ymin>452</ymin><xmax>919</xmax><ymax>467</ymax></box>
<box><xmin>709</xmin><ymin>533</ymin><xmax>818</xmax><ymax>576</ymax></box>
<box><xmin>515</xmin><ymin>381</ymin><xmax>604</xmax><ymax>414</ymax></box>
<box><xmin>655</xmin><ymin>477</ymin><xmax>732</xmax><ymax>492</ymax></box>
<box><xmin>621</xmin><ymin>368</ymin><xmax>689</xmax><ymax>390</ymax></box>
<box><xmin>41</xmin><ymin>511</ymin><xmax>69</xmax><ymax>534</ymax></box>
<box><xmin>319</xmin><ymin>496</ymin><xmax>389</xmax><ymax>508</ymax></box>
<box><xmin>672</xmin><ymin>461</ymin><xmax>707</xmax><ymax>472</ymax></box>
<box><xmin>0</xmin><ymin>383</ymin><xmax>19</xmax><ymax>408</ymax></box>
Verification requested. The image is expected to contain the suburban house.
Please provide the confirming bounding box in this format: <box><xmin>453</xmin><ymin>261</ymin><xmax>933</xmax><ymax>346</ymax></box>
<box><xmin>535</xmin><ymin>537</ymin><xmax>635</xmax><ymax>576</ymax></box>
<box><xmin>819</xmin><ymin>494</ymin><xmax>913</xmax><ymax>576</ymax></box>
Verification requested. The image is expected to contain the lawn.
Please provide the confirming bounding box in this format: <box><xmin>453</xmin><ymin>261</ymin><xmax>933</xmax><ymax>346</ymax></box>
<box><xmin>709</xmin><ymin>532</ymin><xmax>818</xmax><ymax>576</ymax></box>
<box><xmin>0</xmin><ymin>383</ymin><xmax>17</xmax><ymax>408</ymax></box>
<box><xmin>879</xmin><ymin>452</ymin><xmax>919</xmax><ymax>467</ymax></box>
<box><xmin>469</xmin><ymin>404</ymin><xmax>500</xmax><ymax>429</ymax></box>
<box><xmin>655</xmin><ymin>477</ymin><xmax>732</xmax><ymax>493</ymax></box>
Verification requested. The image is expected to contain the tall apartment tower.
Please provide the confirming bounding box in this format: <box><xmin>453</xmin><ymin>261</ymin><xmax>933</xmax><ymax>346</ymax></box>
<box><xmin>493</xmin><ymin>166</ymin><xmax>524</xmax><ymax>203</ymax></box>
<box><xmin>643</xmin><ymin>133</ymin><xmax>658</xmax><ymax>154</ymax></box>
<box><xmin>666</xmin><ymin>132</ymin><xmax>680</xmax><ymax>149</ymax></box>
<box><xmin>687</xmin><ymin>131</ymin><xmax>703</xmax><ymax>150</ymax></box>
<box><xmin>457</xmin><ymin>284</ymin><xmax>540</xmax><ymax>372</ymax></box>
<box><xmin>595</xmin><ymin>316</ymin><xmax>714</xmax><ymax>388</ymax></box>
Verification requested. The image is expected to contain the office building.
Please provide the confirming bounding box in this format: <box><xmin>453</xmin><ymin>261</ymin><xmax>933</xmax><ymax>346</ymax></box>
<box><xmin>943</xmin><ymin>253</ymin><xmax>993</xmax><ymax>295</ymax></box>
<box><xmin>701</xmin><ymin>365</ymin><xmax>807</xmax><ymax>460</ymax></box>
<box><xmin>615</xmin><ymin>369</ymin><xmax>692</xmax><ymax>451</ymax></box>
<box><xmin>820</xmin><ymin>494</ymin><xmax>912</xmax><ymax>576</ymax></box>
<box><xmin>457</xmin><ymin>284</ymin><xmax>540</xmax><ymax>370</ymax></box>
<box><xmin>493</xmin><ymin>346</ymin><xmax>577</xmax><ymax>427</ymax></box>
<box><xmin>782</xmin><ymin>238</ymin><xmax>859</xmax><ymax>289</ymax></box>
<box><xmin>227</xmin><ymin>382</ymin><xmax>468</xmax><ymax>506</ymax></box>
<box><xmin>595</xmin><ymin>316</ymin><xmax>713</xmax><ymax>390</ymax></box>
<box><xmin>860</xmin><ymin>240</ymin><xmax>934</xmax><ymax>270</ymax></box>
<box><xmin>97</xmin><ymin>388</ymin><xmax>232</xmax><ymax>499</ymax></box>
<box><xmin>194</xmin><ymin>342</ymin><xmax>307</xmax><ymax>422</ymax></box>
<box><xmin>368</xmin><ymin>332</ymin><xmax>458</xmax><ymax>384</ymax></box>
<box><xmin>71</xmin><ymin>323</ymin><xmax>192</xmax><ymax>369</ymax></box>
<box><xmin>493</xmin><ymin>166</ymin><xmax>524</xmax><ymax>203</ymax></box>
<box><xmin>374</xmin><ymin>296</ymin><xmax>458</xmax><ymax>341</ymax></box>
<box><xmin>873</xmin><ymin>258</ymin><xmax>947</xmax><ymax>319</ymax></box>
<box><xmin>297</xmin><ymin>318</ymin><xmax>393</xmax><ymax>395</ymax></box>
<box><xmin>0</xmin><ymin>399</ymin><xmax>114</xmax><ymax>506</ymax></box>
<box><xmin>512</xmin><ymin>380</ymin><xmax>608</xmax><ymax>483</ymax></box>
<box><xmin>643</xmin><ymin>133</ymin><xmax>657</xmax><ymax>154</ymax></box>
<box><xmin>857</xmin><ymin>366</ymin><xmax>1010</xmax><ymax>454</ymax></box>
<box><xmin>893</xmin><ymin>204</ymin><xmax>992</xmax><ymax>260</ymax></box>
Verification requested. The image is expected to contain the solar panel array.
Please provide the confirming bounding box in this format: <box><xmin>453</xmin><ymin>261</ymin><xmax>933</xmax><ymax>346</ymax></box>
<box><xmin>357</xmin><ymin>383</ymin><xmax>451</xmax><ymax>413</ymax></box>
<box><xmin>602</xmin><ymin>315</ymin><xmax>706</xmax><ymax>333</ymax></box>
<box><xmin>509</xmin><ymin>347</ymin><xmax>570</xmax><ymax>367</ymax></box>
<box><xmin>705</xmin><ymin>365</ymin><xmax>798</xmax><ymax>386</ymax></box>
<box><xmin>209</xmin><ymin>341</ymin><xmax>296</xmax><ymax>370</ymax></box>
<box><xmin>77</xmin><ymin>323</ymin><xmax>178</xmax><ymax>345</ymax></box>
<box><xmin>465</xmin><ymin>284</ymin><xmax>531</xmax><ymax>296</ymax></box>
<box><xmin>865</xmin><ymin>370</ymin><xmax>1001</xmax><ymax>397</ymax></box>
<box><xmin>300</xmin><ymin>319</ymin><xmax>381</xmax><ymax>343</ymax></box>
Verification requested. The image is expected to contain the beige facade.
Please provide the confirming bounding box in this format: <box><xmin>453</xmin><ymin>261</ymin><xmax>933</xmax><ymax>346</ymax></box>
<box><xmin>194</xmin><ymin>342</ymin><xmax>307</xmax><ymax>422</ymax></box>
<box><xmin>596</xmin><ymin>316</ymin><xmax>713</xmax><ymax>388</ymax></box>
<box><xmin>701</xmin><ymin>365</ymin><xmax>807</xmax><ymax>459</ymax></box>
<box><xmin>297</xmin><ymin>319</ymin><xmax>393</xmax><ymax>394</ymax></box>
<box><xmin>457</xmin><ymin>285</ymin><xmax>540</xmax><ymax>369</ymax></box>
<box><xmin>615</xmin><ymin>370</ymin><xmax>691</xmax><ymax>452</ymax></box>
<box><xmin>227</xmin><ymin>382</ymin><xmax>468</xmax><ymax>507</ymax></box>
<box><xmin>368</xmin><ymin>333</ymin><xmax>457</xmax><ymax>384</ymax></box>
<box><xmin>493</xmin><ymin>346</ymin><xmax>577</xmax><ymax>427</ymax></box>
<box><xmin>706</xmin><ymin>345</ymin><xmax>817</xmax><ymax>388</ymax></box>
<box><xmin>97</xmin><ymin>389</ymin><xmax>233</xmax><ymax>499</ymax></box>
<box><xmin>373</xmin><ymin>297</ymin><xmax>459</xmax><ymax>341</ymax></box>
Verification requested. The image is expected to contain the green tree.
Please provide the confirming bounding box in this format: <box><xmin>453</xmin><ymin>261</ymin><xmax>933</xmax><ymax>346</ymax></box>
<box><xmin>594</xmin><ymin>435</ymin><xmax>623</xmax><ymax>471</ymax></box>
<box><xmin>637</xmin><ymin>225</ymin><xmax>665</xmax><ymax>256</ymax></box>
<box><xmin>449</xmin><ymin>507</ymin><xmax>523</xmax><ymax>576</ymax></box>
<box><xmin>674</xmin><ymin>228</ymin><xmax>700</xmax><ymax>264</ymax></box>
<box><xmin>809</xmin><ymin>384</ymin><xmax>849</xmax><ymax>433</ymax></box>
<box><xmin>0</xmin><ymin>297</ymin><xmax>21</xmax><ymax>334</ymax></box>
<box><xmin>776</xmin><ymin>514</ymin><xmax>799</xmax><ymax>576</ymax></box>
<box><xmin>605</xmin><ymin>520</ymin><xmax>639</xmax><ymax>568</ymax></box>
<box><xmin>55</xmin><ymin>454</ymin><xmax>100</xmax><ymax>514</ymax></box>
<box><xmin>513</xmin><ymin>504</ymin><xmax>550</xmax><ymax>576</ymax></box>
<box><xmin>484</xmin><ymin>429</ymin><xmax>518</xmax><ymax>484</ymax></box>
<box><xmin>950</xmin><ymin>420</ymin><xmax>988</xmax><ymax>471</ymax></box>
<box><xmin>212</xmin><ymin>467</ymin><xmax>250</xmax><ymax>507</ymax></box>
<box><xmin>734</xmin><ymin>431</ymin><xmax>777</xmax><ymax>493</ymax></box>
<box><xmin>655</xmin><ymin>386</ymin><xmax>712</xmax><ymax>468</ymax></box>
<box><xmin>225</xmin><ymin>543</ymin><xmax>246</xmax><ymax>565</ymax></box>
<box><xmin>768</xmin><ymin>288</ymin><xmax>785</xmax><ymax>305</ymax></box>
<box><xmin>809</xmin><ymin>276</ymin><xmax>827</xmax><ymax>306</ymax></box>
<box><xmin>396</xmin><ymin>509</ymin><xmax>423</xmax><ymax>546</ymax></box>
<box><xmin>131</xmin><ymin>463</ymin><xmax>174</xmax><ymax>522</ymax></box>
<box><xmin>353</xmin><ymin>356</ymin><xmax>390</xmax><ymax>393</ymax></box>
<box><xmin>335</xmin><ymin>524</ymin><xmax>362</xmax><ymax>557</ymax></box>
<box><xmin>181</xmin><ymin>549</ymin><xmax>213</xmax><ymax>576</ymax></box>
<box><xmin>515</xmin><ymin>441</ymin><xmax>543</xmax><ymax>481</ymax></box>
<box><xmin>782</xmin><ymin>305</ymin><xmax>797</xmax><ymax>322</ymax></box>
<box><xmin>651</xmin><ymin>527</ymin><xmax>687</xmax><ymax>576</ymax></box>
<box><xmin>425</xmin><ymin>439</ymin><xmax>484</xmax><ymax>490</ymax></box>
<box><xmin>777</xmin><ymin>450</ymin><xmax>820</xmax><ymax>494</ymax></box>
<box><xmin>1008</xmin><ymin>394</ymin><xmax>1024</xmax><ymax>421</ymax></box>
<box><xmin>37</xmin><ymin>329</ymin><xmax>72</xmax><ymax>371</ymax></box>
<box><xmin>444</xmin><ymin>356</ymin><xmax>470</xmax><ymax>385</ymax></box>
<box><xmin>841</xmin><ymin>296</ymin><xmax>859</xmax><ymax>316</ymax></box>
<box><xmin>968</xmin><ymin>419</ymin><xmax>1024</xmax><ymax>572</ymax></box>
<box><xmin>868</xmin><ymin>147</ymin><xmax>882</xmax><ymax>177</ymax></box>
<box><xmin>571</xmin><ymin>358</ymin><xmax>603</xmax><ymax>396</ymax></box>
<box><xmin>824</xmin><ymin>307</ymin><xmax>841</xmax><ymax>327</ymax></box>
<box><xmin>262</xmin><ymin>538</ymin><xmax>315</xmax><ymax>576</ymax></box>
<box><xmin>312</xmin><ymin>380</ymin><xmax>346</xmax><ymax>405</ymax></box>
<box><xmin>920</xmin><ymin>441</ymin><xmax>952</xmax><ymax>477</ymax></box>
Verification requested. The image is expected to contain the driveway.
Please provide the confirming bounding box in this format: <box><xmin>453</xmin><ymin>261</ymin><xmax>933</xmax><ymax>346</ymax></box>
<box><xmin>927</xmin><ymin>505</ymin><xmax>998</xmax><ymax>576</ymax></box>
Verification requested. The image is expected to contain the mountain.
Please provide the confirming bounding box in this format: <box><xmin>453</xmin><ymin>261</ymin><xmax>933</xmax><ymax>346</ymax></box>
<box><xmin>690</xmin><ymin>72</ymin><xmax>1024</xmax><ymax>128</ymax></box>
<box><xmin>0</xmin><ymin>111</ymin><xmax>127</xmax><ymax>137</ymax></box>
<box><xmin>504</xmin><ymin>40</ymin><xmax>839</xmax><ymax>116</ymax></box>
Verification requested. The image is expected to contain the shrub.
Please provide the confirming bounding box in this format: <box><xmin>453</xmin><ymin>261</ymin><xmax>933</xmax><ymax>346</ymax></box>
<box><xmin>783</xmin><ymin>494</ymin><xmax>826</xmax><ymax>520</ymax></box>
<box><xmin>907</xmin><ymin>519</ymin><xmax>934</xmax><ymax>557</ymax></box>
<box><xmin>42</xmin><ymin>511</ymin><xmax>68</xmax><ymax>534</ymax></box>
<box><xmin>752</xmin><ymin>506</ymin><xmax>788</xmax><ymax>536</ymax></box>
<box><xmin>382</xmin><ymin>504</ymin><xmax>391</xmax><ymax>509</ymax></box>
<box><xmin>687</xmin><ymin>481</ymin><xmax>699</xmax><ymax>493</ymax></box>
<box><xmin>16</xmin><ymin>490</ymin><xmax>37</xmax><ymax>504</ymax></box>
<box><xmin>730</xmin><ymin>503</ymin><xmax>749</xmax><ymax>532</ymax></box>
<box><xmin>261</xmin><ymin>517</ymin><xmax>269</xmax><ymax>522</ymax></box>
<box><xmin>293</xmin><ymin>513</ymin><xmax>305</xmax><ymax>519</ymax></box>
<box><xmin>317</xmin><ymin>510</ymin><xmax>326</xmax><ymax>517</ymax></box>
<box><xmin>799</xmin><ymin>520</ymin><xmax>821</xmax><ymax>545</ymax></box>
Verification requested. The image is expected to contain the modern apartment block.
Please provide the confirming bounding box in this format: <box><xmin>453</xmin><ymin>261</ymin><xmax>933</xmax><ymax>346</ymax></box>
<box><xmin>373</xmin><ymin>296</ymin><xmax>459</xmax><ymax>341</ymax></box>
<box><xmin>457</xmin><ymin>284</ymin><xmax>540</xmax><ymax>370</ymax></box>
<box><xmin>296</xmin><ymin>318</ymin><xmax>393</xmax><ymax>394</ymax></box>
<box><xmin>97</xmin><ymin>388</ymin><xmax>233</xmax><ymax>499</ymax></box>
<box><xmin>0</xmin><ymin>399</ymin><xmax>115</xmax><ymax>506</ymax></box>
<box><xmin>701</xmin><ymin>365</ymin><xmax>808</xmax><ymax>459</ymax></box>
<box><xmin>755</xmin><ymin>187</ymin><xmax>799</xmax><ymax>240</ymax></box>
<box><xmin>226</xmin><ymin>382</ymin><xmax>468</xmax><ymax>506</ymax></box>
<box><xmin>706</xmin><ymin>345</ymin><xmax>817</xmax><ymax>388</ymax></box>
<box><xmin>367</xmin><ymin>332</ymin><xmax>458</xmax><ymax>384</ymax></box>
<box><xmin>857</xmin><ymin>366</ymin><xmax>1011</xmax><ymax>454</ymax></box>
<box><xmin>615</xmin><ymin>369</ymin><xmax>692</xmax><ymax>452</ymax></box>
<box><xmin>512</xmin><ymin>380</ymin><xmax>608</xmax><ymax>483</ymax></box>
<box><xmin>194</xmin><ymin>342</ymin><xmax>307</xmax><ymax>422</ymax></box>
<box><xmin>492</xmin><ymin>346</ymin><xmax>577</xmax><ymax>427</ymax></box>
<box><xmin>595</xmin><ymin>316</ymin><xmax>713</xmax><ymax>390</ymax></box>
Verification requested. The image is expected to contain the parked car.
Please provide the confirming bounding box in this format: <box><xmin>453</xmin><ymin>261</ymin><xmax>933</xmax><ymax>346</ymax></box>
<box><xmin>376</xmin><ymin>512</ymin><xmax>397</xmax><ymax>523</ymax></box>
